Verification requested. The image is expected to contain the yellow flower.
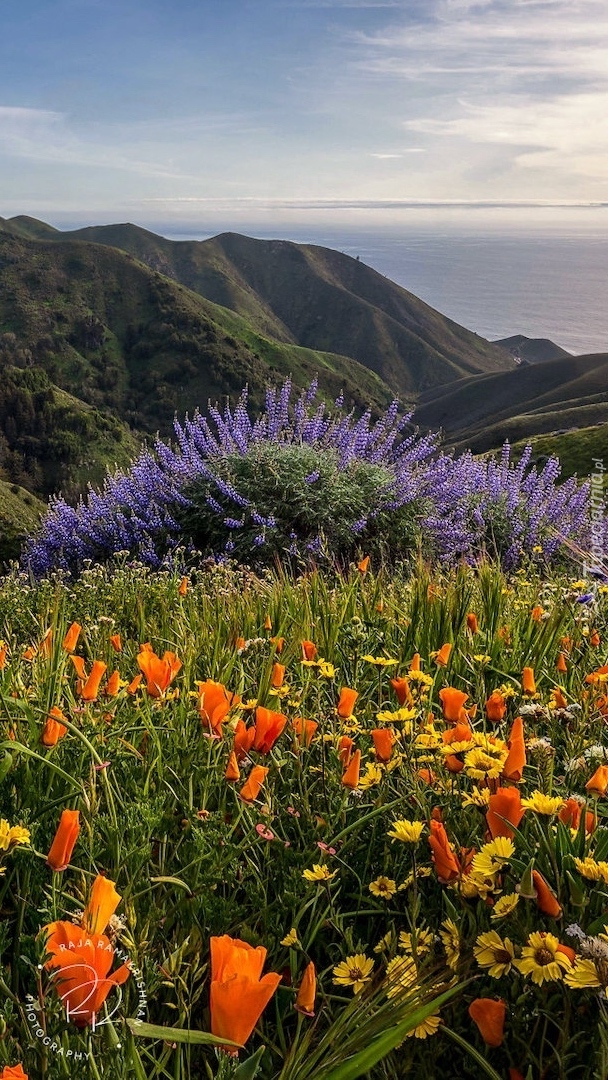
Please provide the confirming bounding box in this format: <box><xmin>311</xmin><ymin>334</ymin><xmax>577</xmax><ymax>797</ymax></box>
<box><xmin>439</xmin><ymin>919</ymin><xmax>460</xmax><ymax>970</ymax></box>
<box><xmin>369</xmin><ymin>876</ymin><xmax>397</xmax><ymax>900</ymax></box>
<box><xmin>388</xmin><ymin>819</ymin><xmax>424</xmax><ymax>843</ymax></box>
<box><xmin>358</xmin><ymin>763</ymin><xmax>384</xmax><ymax>790</ymax></box>
<box><xmin>398</xmin><ymin>928</ymin><xmax>434</xmax><ymax>955</ymax></box>
<box><xmin>385</xmin><ymin>955</ymin><xmax>417</xmax><ymax>999</ymax></box>
<box><xmin>473</xmin><ymin>930</ymin><xmax>515</xmax><ymax>978</ymax></box>
<box><xmin>362</xmin><ymin>655</ymin><xmax>398</xmax><ymax>667</ymax></box>
<box><xmin>453</xmin><ymin>872</ymin><xmax>496</xmax><ymax>900</ymax></box>
<box><xmin>473</xmin><ymin>654</ymin><xmax>492</xmax><ymax>664</ymax></box>
<box><xmin>374</xmin><ymin>930</ymin><xmax>395</xmax><ymax>954</ymax></box>
<box><xmin>461</xmin><ymin>785</ymin><xmax>491</xmax><ymax>808</ymax></box>
<box><xmin>0</xmin><ymin>820</ymin><xmax>31</xmax><ymax>851</ymax></box>
<box><xmin>491</xmin><ymin>893</ymin><xmax>520</xmax><ymax>920</ymax></box>
<box><xmin>332</xmin><ymin>954</ymin><xmax>374</xmax><ymax>993</ymax></box>
<box><xmin>573</xmin><ymin>857</ymin><xmax>603</xmax><ymax>881</ymax></box>
<box><xmin>521</xmin><ymin>791</ymin><xmax>564</xmax><ymax>815</ymax></box>
<box><xmin>407</xmin><ymin>1012</ymin><xmax>442</xmax><ymax>1040</ymax></box>
<box><xmin>464</xmin><ymin>735</ymin><xmax>509</xmax><ymax>781</ymax></box>
<box><xmin>319</xmin><ymin>661</ymin><xmax>336</xmax><ymax>678</ymax></box>
<box><xmin>376</xmin><ymin>707</ymin><xmax>416</xmax><ymax>727</ymax></box>
<box><xmin>515</xmin><ymin>931</ymin><xmax>572</xmax><ymax>985</ymax></box>
<box><xmin>407</xmin><ymin>671</ymin><xmax>433</xmax><ymax>688</ymax></box>
<box><xmin>400</xmin><ymin>866</ymin><xmax>432</xmax><ymax>890</ymax></box>
<box><xmin>564</xmin><ymin>958</ymin><xmax>604</xmax><ymax>990</ymax></box>
<box><xmin>280</xmin><ymin>928</ymin><xmax>299</xmax><ymax>947</ymax></box>
<box><xmin>302</xmin><ymin>864</ymin><xmax>337</xmax><ymax>882</ymax></box>
<box><xmin>471</xmin><ymin>837</ymin><xmax>515</xmax><ymax>879</ymax></box>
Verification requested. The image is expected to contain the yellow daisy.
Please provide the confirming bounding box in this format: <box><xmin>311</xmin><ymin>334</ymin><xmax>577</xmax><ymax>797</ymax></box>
<box><xmin>369</xmin><ymin>876</ymin><xmax>397</xmax><ymax>900</ymax></box>
<box><xmin>387</xmin><ymin>819</ymin><xmax>424</xmax><ymax>843</ymax></box>
<box><xmin>491</xmin><ymin>893</ymin><xmax>520</xmax><ymax>920</ymax></box>
<box><xmin>358</xmin><ymin>763</ymin><xmax>384</xmax><ymax>790</ymax></box>
<box><xmin>332</xmin><ymin>954</ymin><xmax>374</xmax><ymax>994</ymax></box>
<box><xmin>280</xmin><ymin>928</ymin><xmax>299</xmax><ymax>947</ymax></box>
<box><xmin>302</xmin><ymin>864</ymin><xmax>337</xmax><ymax>882</ymax></box>
<box><xmin>471</xmin><ymin>837</ymin><xmax>515</xmax><ymax>878</ymax></box>
<box><xmin>400</xmin><ymin>866</ymin><xmax>432</xmax><ymax>890</ymax></box>
<box><xmin>521</xmin><ymin>791</ymin><xmax>564</xmax><ymax>815</ymax></box>
<box><xmin>461</xmin><ymin>785</ymin><xmax>491</xmax><ymax>808</ymax></box>
<box><xmin>473</xmin><ymin>930</ymin><xmax>515</xmax><ymax>977</ymax></box>
<box><xmin>385</xmin><ymin>955</ymin><xmax>418</xmax><ymax>999</ymax></box>
<box><xmin>464</xmin><ymin>737</ymin><xmax>509</xmax><ymax>781</ymax></box>
<box><xmin>564</xmin><ymin>958</ymin><xmax>604</xmax><ymax>990</ymax></box>
<box><xmin>399</xmin><ymin>928</ymin><xmax>434</xmax><ymax>955</ymax></box>
<box><xmin>374</xmin><ymin>930</ymin><xmax>395</xmax><ymax>954</ymax></box>
<box><xmin>362</xmin><ymin>655</ymin><xmax>398</xmax><ymax>667</ymax></box>
<box><xmin>439</xmin><ymin>919</ymin><xmax>460</xmax><ymax>971</ymax></box>
<box><xmin>407</xmin><ymin>1012</ymin><xmax>442</xmax><ymax>1040</ymax></box>
<box><xmin>515</xmin><ymin>931</ymin><xmax>572</xmax><ymax>985</ymax></box>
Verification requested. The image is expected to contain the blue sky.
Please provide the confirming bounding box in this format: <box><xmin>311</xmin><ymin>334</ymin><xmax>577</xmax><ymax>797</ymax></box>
<box><xmin>1</xmin><ymin>0</ymin><xmax>607</xmax><ymax>229</ymax></box>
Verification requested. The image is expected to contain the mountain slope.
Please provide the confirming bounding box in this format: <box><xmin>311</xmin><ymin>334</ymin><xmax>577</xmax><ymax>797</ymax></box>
<box><xmin>2</xmin><ymin>217</ymin><xmax>514</xmax><ymax>398</ymax></box>
<box><xmin>414</xmin><ymin>354</ymin><xmax>608</xmax><ymax>452</ymax></box>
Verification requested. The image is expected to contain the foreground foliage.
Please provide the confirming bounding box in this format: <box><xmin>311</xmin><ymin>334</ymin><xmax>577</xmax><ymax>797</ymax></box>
<box><xmin>0</xmin><ymin>558</ymin><xmax>607</xmax><ymax>1078</ymax></box>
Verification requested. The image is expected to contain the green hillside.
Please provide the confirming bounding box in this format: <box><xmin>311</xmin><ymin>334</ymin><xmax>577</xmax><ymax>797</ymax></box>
<box><xmin>2</xmin><ymin>217</ymin><xmax>514</xmax><ymax>398</ymax></box>
<box><xmin>0</xmin><ymin>478</ymin><xmax>44</xmax><ymax>562</ymax></box>
<box><xmin>510</xmin><ymin>422</ymin><xmax>608</xmax><ymax>481</ymax></box>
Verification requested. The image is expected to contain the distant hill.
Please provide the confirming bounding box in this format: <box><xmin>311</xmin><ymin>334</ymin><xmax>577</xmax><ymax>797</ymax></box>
<box><xmin>1</xmin><ymin>216</ymin><xmax>514</xmax><ymax>399</ymax></box>
<box><xmin>414</xmin><ymin>353</ymin><xmax>608</xmax><ymax>452</ymax></box>
<box><xmin>493</xmin><ymin>334</ymin><xmax>571</xmax><ymax>364</ymax></box>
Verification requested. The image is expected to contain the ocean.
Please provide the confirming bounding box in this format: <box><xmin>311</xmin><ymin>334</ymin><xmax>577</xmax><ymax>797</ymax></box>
<box><xmin>160</xmin><ymin>215</ymin><xmax>608</xmax><ymax>357</ymax></box>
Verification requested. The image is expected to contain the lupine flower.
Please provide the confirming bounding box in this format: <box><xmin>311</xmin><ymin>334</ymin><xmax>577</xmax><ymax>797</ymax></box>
<box><xmin>137</xmin><ymin>644</ymin><xmax>181</xmax><ymax>698</ymax></box>
<box><xmin>468</xmin><ymin>998</ymin><xmax>506</xmax><ymax>1047</ymax></box>
<box><xmin>46</xmin><ymin>809</ymin><xmax>80</xmax><ymax>872</ymax></box>
<box><xmin>295</xmin><ymin>960</ymin><xmax>316</xmax><ymax>1016</ymax></box>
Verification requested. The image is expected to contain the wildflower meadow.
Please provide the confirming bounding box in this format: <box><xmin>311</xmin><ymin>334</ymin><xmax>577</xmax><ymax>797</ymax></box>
<box><xmin>1</xmin><ymin>382</ymin><xmax>608</xmax><ymax>1080</ymax></box>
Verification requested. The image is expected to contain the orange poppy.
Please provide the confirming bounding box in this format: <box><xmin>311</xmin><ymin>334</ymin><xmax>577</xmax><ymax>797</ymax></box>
<box><xmin>178</xmin><ymin>576</ymin><xmax>188</xmax><ymax>596</ymax></box>
<box><xmin>428</xmin><ymin>820</ymin><xmax>460</xmax><ymax>883</ymax></box>
<box><xmin>109</xmin><ymin>634</ymin><xmax>122</xmax><ymax>653</ymax></box>
<box><xmin>486</xmin><ymin>787</ymin><xmax>525</xmax><ymax>839</ymax></box>
<box><xmin>270</xmin><ymin>636</ymin><xmax>285</xmax><ymax>653</ymax></box>
<box><xmin>1</xmin><ymin>1066</ymin><xmax>28</xmax><ymax>1079</ymax></box>
<box><xmin>239</xmin><ymin>765</ymin><xmax>269</xmax><ymax>803</ymax></box>
<box><xmin>337</xmin><ymin>687</ymin><xmax>358</xmax><ymax>718</ymax></box>
<box><xmin>43</xmin><ymin>919</ymin><xmax>130</xmax><ymax>1028</ymax></box>
<box><xmin>371</xmin><ymin>728</ymin><xmax>395</xmax><ymax>762</ymax></box>
<box><xmin>586</xmin><ymin>764</ymin><xmax>608</xmax><ymax>796</ymax></box>
<box><xmin>337</xmin><ymin>735</ymin><xmax>354</xmax><ymax>767</ymax></box>
<box><xmin>558</xmin><ymin>797</ymin><xmax>596</xmax><ymax>833</ymax></box>
<box><xmin>557</xmin><ymin>943</ymin><xmax>576</xmax><ymax>965</ymax></box>
<box><xmin>341</xmin><ymin>748</ymin><xmax>361</xmax><ymax>789</ymax></box>
<box><xmin>532</xmin><ymin>870</ymin><xmax>562</xmax><ymax>919</ymax></box>
<box><xmin>531</xmin><ymin>605</ymin><xmax>543</xmax><ymax>622</ymax></box>
<box><xmin>137</xmin><ymin>644</ymin><xmax>181</xmax><ymax>698</ymax></box>
<box><xmin>466</xmin><ymin>612</ymin><xmax>479</xmax><ymax>634</ymax></box>
<box><xmin>253</xmin><ymin>707</ymin><xmax>287</xmax><ymax>754</ymax></box>
<box><xmin>62</xmin><ymin>623</ymin><xmax>82</xmax><ymax>653</ymax></box>
<box><xmin>263</xmin><ymin>615</ymin><xmax>272</xmax><ymax>631</ymax></box>
<box><xmin>70</xmin><ymin>655</ymin><xmax>87</xmax><ymax>680</ymax></box>
<box><xmin>126</xmin><ymin>674</ymin><xmax>143</xmax><ymax>695</ymax></box>
<box><xmin>409</xmin><ymin>653</ymin><xmax>421</xmax><ymax>672</ymax></box>
<box><xmin>552</xmin><ymin>687</ymin><xmax>568</xmax><ymax>709</ymax></box>
<box><xmin>357</xmin><ymin>556</ymin><xmax>370</xmax><ymax>574</ymax></box>
<box><xmin>590</xmin><ymin>630</ymin><xmax>601</xmax><ymax>647</ymax></box>
<box><xmin>105</xmin><ymin>671</ymin><xmax>121</xmax><ymax>697</ymax></box>
<box><xmin>439</xmin><ymin>687</ymin><xmax>469</xmax><ymax>724</ymax></box>
<box><xmin>468</xmin><ymin>998</ymin><xmax>506</xmax><ymax>1047</ymax></box>
<box><xmin>556</xmin><ymin>652</ymin><xmax>568</xmax><ymax>674</ymax></box>
<box><xmin>295</xmin><ymin>960</ymin><xmax>316</xmax><ymax>1017</ymax></box>
<box><xmin>209</xmin><ymin>935</ymin><xmax>281</xmax><ymax>1053</ymax></box>
<box><xmin>234</xmin><ymin>719</ymin><xmax>256</xmax><ymax>761</ymax></box>
<box><xmin>82</xmin><ymin>875</ymin><xmax>122</xmax><ymax>936</ymax></box>
<box><xmin>271</xmin><ymin>662</ymin><xmax>286</xmax><ymax>689</ymax></box>
<box><xmin>225</xmin><ymin>751</ymin><xmax>240</xmax><ymax>782</ymax></box>
<box><xmin>485</xmin><ymin>690</ymin><xmax>507</xmax><ymax>723</ymax></box>
<box><xmin>41</xmin><ymin>706</ymin><xmax>68</xmax><ymax>747</ymax></box>
<box><xmin>502</xmin><ymin>715</ymin><xmax>526</xmax><ymax>783</ymax></box>
<box><xmin>389</xmin><ymin>676</ymin><xmax>413</xmax><ymax>706</ymax></box>
<box><xmin>0</xmin><ymin>643</ymin><xmax>7</xmax><ymax>669</ymax></box>
<box><xmin>434</xmin><ymin>643</ymin><xmax>452</xmax><ymax>667</ymax></box>
<box><xmin>46</xmin><ymin>809</ymin><xmax>80</xmax><ymax>872</ymax></box>
<box><xmin>198</xmin><ymin>680</ymin><xmax>241</xmax><ymax>737</ymax></box>
<box><xmin>81</xmin><ymin>661</ymin><xmax>108</xmax><ymax>703</ymax></box>
<box><xmin>292</xmin><ymin>717</ymin><xmax>318</xmax><ymax>748</ymax></box>
<box><xmin>235</xmin><ymin>636</ymin><xmax>246</xmax><ymax>651</ymax></box>
<box><xmin>40</xmin><ymin>628</ymin><xmax>53</xmax><ymax>659</ymax></box>
<box><xmin>301</xmin><ymin>640</ymin><xmax>317</xmax><ymax>661</ymax></box>
<box><xmin>522</xmin><ymin>667</ymin><xmax>536</xmax><ymax>695</ymax></box>
<box><xmin>418</xmin><ymin>767</ymin><xmax>436</xmax><ymax>784</ymax></box>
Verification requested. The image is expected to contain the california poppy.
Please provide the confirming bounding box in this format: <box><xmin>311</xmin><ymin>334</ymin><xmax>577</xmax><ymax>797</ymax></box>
<box><xmin>559</xmin><ymin>797</ymin><xmax>596</xmax><ymax>833</ymax></box>
<box><xmin>409</xmin><ymin>653</ymin><xmax>421</xmax><ymax>672</ymax></box>
<box><xmin>270</xmin><ymin>636</ymin><xmax>285</xmax><ymax>653</ymax></box>
<box><xmin>357</xmin><ymin>556</ymin><xmax>370</xmax><ymax>574</ymax></box>
<box><xmin>42</xmin><ymin>706</ymin><xmax>68</xmax><ymax>747</ymax></box>
<box><xmin>485</xmin><ymin>690</ymin><xmax>507</xmax><ymax>723</ymax></box>
<box><xmin>532</xmin><ymin>870</ymin><xmax>562</xmax><ymax>919</ymax></box>
<box><xmin>371</xmin><ymin>728</ymin><xmax>394</xmax><ymax>762</ymax></box>
<box><xmin>552</xmin><ymin>687</ymin><xmax>568</xmax><ymax>709</ymax></box>
<box><xmin>271</xmin><ymin>663</ymin><xmax>286</xmax><ymax>689</ymax></box>
<box><xmin>337</xmin><ymin>735</ymin><xmax>354</xmax><ymax>767</ymax></box>
<box><xmin>531</xmin><ymin>605</ymin><xmax>543</xmax><ymax>622</ymax></box>
<box><xmin>486</xmin><ymin>787</ymin><xmax>525</xmax><ymax>839</ymax></box>
<box><xmin>137</xmin><ymin>644</ymin><xmax>181</xmax><ymax>698</ymax></box>
<box><xmin>502</xmin><ymin>716</ymin><xmax>526</xmax><ymax>783</ymax></box>
<box><xmin>466</xmin><ymin>612</ymin><xmax>479</xmax><ymax>634</ymax></box>
<box><xmin>522</xmin><ymin>667</ymin><xmax>536</xmax><ymax>695</ymax></box>
<box><xmin>62</xmin><ymin>623</ymin><xmax>81</xmax><ymax>653</ymax></box>
<box><xmin>1</xmin><ymin>1066</ymin><xmax>29</xmax><ymax>1079</ymax></box>
<box><xmin>337</xmin><ymin>687</ymin><xmax>358</xmax><ymax>718</ymax></box>
<box><xmin>240</xmin><ymin>765</ymin><xmax>269</xmax><ymax>803</ymax></box>
<box><xmin>44</xmin><ymin>919</ymin><xmax>130</xmax><ymax>1028</ymax></box>
<box><xmin>253</xmin><ymin>707</ymin><xmax>287</xmax><ymax>754</ymax></box>
<box><xmin>225</xmin><ymin>751</ymin><xmax>240</xmax><ymax>782</ymax></box>
<box><xmin>434</xmin><ymin>643</ymin><xmax>452</xmax><ymax>667</ymax></box>
<box><xmin>178</xmin><ymin>576</ymin><xmax>188</xmax><ymax>596</ymax></box>
<box><xmin>40</xmin><ymin>628</ymin><xmax>53</xmax><ymax>659</ymax></box>
<box><xmin>439</xmin><ymin>687</ymin><xmax>469</xmax><ymax>724</ymax></box>
<box><xmin>81</xmin><ymin>660</ymin><xmax>108</xmax><ymax>703</ymax></box>
<box><xmin>292</xmin><ymin>718</ymin><xmax>318</xmax><ymax>748</ymax></box>
<box><xmin>126</xmin><ymin>674</ymin><xmax>142</xmax><ymax>695</ymax></box>
<box><xmin>390</xmin><ymin>676</ymin><xmax>413</xmax><ymax>706</ymax></box>
<box><xmin>295</xmin><ymin>960</ymin><xmax>316</xmax><ymax>1016</ymax></box>
<box><xmin>468</xmin><ymin>998</ymin><xmax>506</xmax><ymax>1047</ymax></box>
<box><xmin>105</xmin><ymin>671</ymin><xmax>121</xmax><ymax>697</ymax></box>
<box><xmin>586</xmin><ymin>764</ymin><xmax>608</xmax><ymax>796</ymax></box>
<box><xmin>82</xmin><ymin>875</ymin><xmax>122</xmax><ymax>936</ymax></box>
<box><xmin>428</xmin><ymin>820</ymin><xmax>460</xmax><ymax>883</ymax></box>
<box><xmin>234</xmin><ymin>718</ymin><xmax>256</xmax><ymax>761</ymax></box>
<box><xmin>342</xmin><ymin>748</ymin><xmax>361</xmax><ymax>790</ymax></box>
<box><xmin>556</xmin><ymin>652</ymin><xmax>568</xmax><ymax>674</ymax></box>
<box><xmin>198</xmin><ymin>680</ymin><xmax>241</xmax><ymax>737</ymax></box>
<box><xmin>46</xmin><ymin>809</ymin><xmax>80</xmax><ymax>872</ymax></box>
<box><xmin>209</xmin><ymin>935</ymin><xmax>281</xmax><ymax>1053</ymax></box>
<box><xmin>109</xmin><ymin>634</ymin><xmax>122</xmax><ymax>653</ymax></box>
<box><xmin>263</xmin><ymin>615</ymin><xmax>272</xmax><ymax>631</ymax></box>
<box><xmin>301</xmin><ymin>640</ymin><xmax>317</xmax><ymax>661</ymax></box>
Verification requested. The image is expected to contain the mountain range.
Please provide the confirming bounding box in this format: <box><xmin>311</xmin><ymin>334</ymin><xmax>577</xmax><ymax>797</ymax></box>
<box><xmin>0</xmin><ymin>214</ymin><xmax>605</xmax><ymax>556</ymax></box>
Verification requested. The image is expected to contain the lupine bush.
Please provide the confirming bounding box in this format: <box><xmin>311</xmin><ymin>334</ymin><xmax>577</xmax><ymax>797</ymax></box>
<box><xmin>23</xmin><ymin>379</ymin><xmax>603</xmax><ymax>577</ymax></box>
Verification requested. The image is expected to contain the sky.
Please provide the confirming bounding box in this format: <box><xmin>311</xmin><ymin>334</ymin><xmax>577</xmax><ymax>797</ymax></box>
<box><xmin>1</xmin><ymin>0</ymin><xmax>607</xmax><ymax>230</ymax></box>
